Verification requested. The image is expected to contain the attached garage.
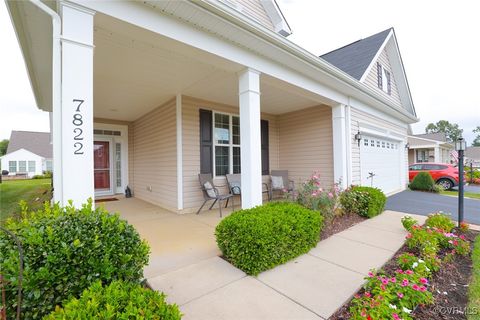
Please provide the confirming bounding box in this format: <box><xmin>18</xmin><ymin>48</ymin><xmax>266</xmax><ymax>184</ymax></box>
<box><xmin>360</xmin><ymin>135</ymin><xmax>403</xmax><ymax>194</ymax></box>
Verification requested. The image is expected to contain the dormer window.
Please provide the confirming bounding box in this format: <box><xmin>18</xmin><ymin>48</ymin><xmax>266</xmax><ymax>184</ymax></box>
<box><xmin>377</xmin><ymin>62</ymin><xmax>391</xmax><ymax>95</ymax></box>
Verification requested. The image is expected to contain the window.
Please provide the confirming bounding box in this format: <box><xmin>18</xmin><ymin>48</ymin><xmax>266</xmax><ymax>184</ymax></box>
<box><xmin>377</xmin><ymin>63</ymin><xmax>392</xmax><ymax>95</ymax></box>
<box><xmin>417</xmin><ymin>150</ymin><xmax>427</xmax><ymax>163</ymax></box>
<box><xmin>115</xmin><ymin>143</ymin><xmax>122</xmax><ymax>188</ymax></box>
<box><xmin>382</xmin><ymin>141</ymin><xmax>386</xmax><ymax>148</ymax></box>
<box><xmin>370</xmin><ymin>139</ymin><xmax>375</xmax><ymax>147</ymax></box>
<box><xmin>409</xmin><ymin>164</ymin><xmax>422</xmax><ymax>171</ymax></box>
<box><xmin>18</xmin><ymin>161</ymin><xmax>27</xmax><ymax>172</ymax></box>
<box><xmin>364</xmin><ymin>139</ymin><xmax>369</xmax><ymax>146</ymax></box>
<box><xmin>28</xmin><ymin>161</ymin><xmax>36</xmax><ymax>173</ymax></box>
<box><xmin>376</xmin><ymin>140</ymin><xmax>380</xmax><ymax>147</ymax></box>
<box><xmin>9</xmin><ymin>161</ymin><xmax>17</xmax><ymax>173</ymax></box>
<box><xmin>213</xmin><ymin>112</ymin><xmax>240</xmax><ymax>176</ymax></box>
<box><xmin>46</xmin><ymin>160</ymin><xmax>53</xmax><ymax>172</ymax></box>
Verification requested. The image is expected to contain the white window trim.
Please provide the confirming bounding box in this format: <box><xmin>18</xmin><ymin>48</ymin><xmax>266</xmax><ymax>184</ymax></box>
<box><xmin>9</xmin><ymin>161</ymin><xmax>17</xmax><ymax>173</ymax></box>
<box><xmin>212</xmin><ymin>111</ymin><xmax>241</xmax><ymax>177</ymax></box>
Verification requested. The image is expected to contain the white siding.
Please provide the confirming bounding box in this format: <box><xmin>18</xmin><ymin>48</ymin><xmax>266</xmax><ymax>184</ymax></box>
<box><xmin>364</xmin><ymin>49</ymin><xmax>402</xmax><ymax>108</ymax></box>
<box><xmin>0</xmin><ymin>148</ymin><xmax>45</xmax><ymax>177</ymax></box>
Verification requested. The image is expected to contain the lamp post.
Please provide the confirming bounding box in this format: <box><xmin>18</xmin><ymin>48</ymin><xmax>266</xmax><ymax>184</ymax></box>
<box><xmin>455</xmin><ymin>138</ymin><xmax>467</xmax><ymax>227</ymax></box>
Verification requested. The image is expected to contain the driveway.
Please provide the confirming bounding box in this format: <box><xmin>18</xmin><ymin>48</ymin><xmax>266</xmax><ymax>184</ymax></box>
<box><xmin>386</xmin><ymin>190</ymin><xmax>480</xmax><ymax>224</ymax></box>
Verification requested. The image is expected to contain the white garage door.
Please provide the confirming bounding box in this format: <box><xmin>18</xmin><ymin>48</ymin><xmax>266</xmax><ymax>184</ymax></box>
<box><xmin>360</xmin><ymin>136</ymin><xmax>402</xmax><ymax>194</ymax></box>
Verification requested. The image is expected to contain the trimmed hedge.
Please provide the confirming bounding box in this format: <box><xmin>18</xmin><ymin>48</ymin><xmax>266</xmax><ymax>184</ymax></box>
<box><xmin>0</xmin><ymin>200</ymin><xmax>150</xmax><ymax>319</ymax></box>
<box><xmin>409</xmin><ymin>172</ymin><xmax>435</xmax><ymax>192</ymax></box>
<box><xmin>340</xmin><ymin>186</ymin><xmax>386</xmax><ymax>218</ymax></box>
<box><xmin>215</xmin><ymin>202</ymin><xmax>322</xmax><ymax>275</ymax></box>
<box><xmin>44</xmin><ymin>280</ymin><xmax>182</xmax><ymax>319</ymax></box>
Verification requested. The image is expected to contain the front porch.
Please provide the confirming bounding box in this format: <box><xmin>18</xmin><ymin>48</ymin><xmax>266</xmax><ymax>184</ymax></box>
<box><xmin>99</xmin><ymin>196</ymin><xmax>234</xmax><ymax>279</ymax></box>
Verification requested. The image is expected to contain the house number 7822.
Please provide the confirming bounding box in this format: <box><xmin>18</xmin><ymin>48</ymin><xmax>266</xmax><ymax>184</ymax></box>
<box><xmin>73</xmin><ymin>99</ymin><xmax>84</xmax><ymax>155</ymax></box>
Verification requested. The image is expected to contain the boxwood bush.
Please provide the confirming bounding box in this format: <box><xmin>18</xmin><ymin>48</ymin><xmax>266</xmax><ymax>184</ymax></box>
<box><xmin>409</xmin><ymin>172</ymin><xmax>436</xmax><ymax>192</ymax></box>
<box><xmin>340</xmin><ymin>186</ymin><xmax>386</xmax><ymax>218</ymax></box>
<box><xmin>0</xmin><ymin>200</ymin><xmax>149</xmax><ymax>319</ymax></box>
<box><xmin>215</xmin><ymin>202</ymin><xmax>322</xmax><ymax>275</ymax></box>
<box><xmin>44</xmin><ymin>280</ymin><xmax>181</xmax><ymax>319</ymax></box>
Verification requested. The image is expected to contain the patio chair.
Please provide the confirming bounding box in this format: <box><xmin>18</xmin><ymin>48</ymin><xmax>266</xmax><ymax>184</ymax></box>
<box><xmin>225</xmin><ymin>173</ymin><xmax>270</xmax><ymax>200</ymax></box>
<box><xmin>197</xmin><ymin>173</ymin><xmax>234</xmax><ymax>217</ymax></box>
<box><xmin>269</xmin><ymin>170</ymin><xmax>295</xmax><ymax>200</ymax></box>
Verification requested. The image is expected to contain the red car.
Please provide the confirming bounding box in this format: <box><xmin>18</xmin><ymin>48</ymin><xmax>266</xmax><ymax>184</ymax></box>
<box><xmin>408</xmin><ymin>163</ymin><xmax>462</xmax><ymax>190</ymax></box>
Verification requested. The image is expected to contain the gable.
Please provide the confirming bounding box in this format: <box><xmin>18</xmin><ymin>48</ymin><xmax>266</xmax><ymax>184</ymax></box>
<box><xmin>363</xmin><ymin>48</ymin><xmax>402</xmax><ymax>108</ymax></box>
<box><xmin>218</xmin><ymin>0</ymin><xmax>291</xmax><ymax>36</ymax></box>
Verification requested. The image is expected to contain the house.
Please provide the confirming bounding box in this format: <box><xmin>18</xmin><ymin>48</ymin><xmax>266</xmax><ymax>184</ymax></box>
<box><xmin>6</xmin><ymin>0</ymin><xmax>417</xmax><ymax>211</ymax></box>
<box><xmin>0</xmin><ymin>131</ymin><xmax>53</xmax><ymax>177</ymax></box>
<box><xmin>407</xmin><ymin>133</ymin><xmax>454</xmax><ymax>164</ymax></box>
<box><xmin>466</xmin><ymin>147</ymin><xmax>480</xmax><ymax>168</ymax></box>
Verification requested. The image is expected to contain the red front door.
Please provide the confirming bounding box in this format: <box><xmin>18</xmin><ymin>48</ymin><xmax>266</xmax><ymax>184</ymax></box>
<box><xmin>94</xmin><ymin>141</ymin><xmax>110</xmax><ymax>190</ymax></box>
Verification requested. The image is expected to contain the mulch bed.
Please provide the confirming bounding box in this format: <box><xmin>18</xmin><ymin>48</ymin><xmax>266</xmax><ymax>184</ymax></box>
<box><xmin>330</xmin><ymin>229</ymin><xmax>479</xmax><ymax>320</ymax></box>
<box><xmin>321</xmin><ymin>213</ymin><xmax>367</xmax><ymax>240</ymax></box>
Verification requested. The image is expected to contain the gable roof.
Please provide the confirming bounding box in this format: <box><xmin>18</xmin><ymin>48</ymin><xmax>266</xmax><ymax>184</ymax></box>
<box><xmin>320</xmin><ymin>28</ymin><xmax>392</xmax><ymax>80</ymax></box>
<box><xmin>466</xmin><ymin>147</ymin><xmax>480</xmax><ymax>160</ymax></box>
<box><xmin>6</xmin><ymin>130</ymin><xmax>52</xmax><ymax>158</ymax></box>
<box><xmin>413</xmin><ymin>132</ymin><xmax>447</xmax><ymax>142</ymax></box>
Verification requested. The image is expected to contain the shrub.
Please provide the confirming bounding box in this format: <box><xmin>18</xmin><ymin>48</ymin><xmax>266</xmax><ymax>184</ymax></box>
<box><xmin>401</xmin><ymin>215</ymin><xmax>418</xmax><ymax>231</ymax></box>
<box><xmin>215</xmin><ymin>202</ymin><xmax>322</xmax><ymax>275</ymax></box>
<box><xmin>425</xmin><ymin>212</ymin><xmax>455</xmax><ymax>232</ymax></box>
<box><xmin>44</xmin><ymin>280</ymin><xmax>181</xmax><ymax>320</ymax></box>
<box><xmin>0</xmin><ymin>200</ymin><xmax>150</xmax><ymax>319</ymax></box>
<box><xmin>340</xmin><ymin>186</ymin><xmax>386</xmax><ymax>218</ymax></box>
<box><xmin>409</xmin><ymin>172</ymin><xmax>435</xmax><ymax>192</ymax></box>
<box><xmin>296</xmin><ymin>173</ymin><xmax>342</xmax><ymax>220</ymax></box>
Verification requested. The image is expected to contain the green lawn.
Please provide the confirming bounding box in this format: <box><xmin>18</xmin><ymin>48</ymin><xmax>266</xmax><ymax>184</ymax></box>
<box><xmin>0</xmin><ymin>178</ymin><xmax>52</xmax><ymax>223</ymax></box>
<box><xmin>468</xmin><ymin>235</ymin><xmax>480</xmax><ymax>319</ymax></box>
<box><xmin>440</xmin><ymin>190</ymin><xmax>480</xmax><ymax>200</ymax></box>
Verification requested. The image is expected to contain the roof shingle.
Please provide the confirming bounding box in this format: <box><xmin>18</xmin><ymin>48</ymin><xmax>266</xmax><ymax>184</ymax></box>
<box><xmin>6</xmin><ymin>131</ymin><xmax>52</xmax><ymax>158</ymax></box>
<box><xmin>320</xmin><ymin>28</ymin><xmax>392</xmax><ymax>80</ymax></box>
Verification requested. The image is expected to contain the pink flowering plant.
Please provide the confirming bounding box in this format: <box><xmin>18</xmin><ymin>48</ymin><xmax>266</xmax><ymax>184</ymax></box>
<box><xmin>350</xmin><ymin>269</ymin><xmax>433</xmax><ymax>319</ymax></box>
<box><xmin>296</xmin><ymin>172</ymin><xmax>342</xmax><ymax>220</ymax></box>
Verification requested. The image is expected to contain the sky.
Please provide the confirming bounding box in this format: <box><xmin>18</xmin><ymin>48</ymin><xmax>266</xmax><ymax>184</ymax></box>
<box><xmin>0</xmin><ymin>0</ymin><xmax>478</xmax><ymax>143</ymax></box>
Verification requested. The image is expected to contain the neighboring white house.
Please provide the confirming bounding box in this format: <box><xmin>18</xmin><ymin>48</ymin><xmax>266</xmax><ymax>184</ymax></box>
<box><xmin>0</xmin><ymin>131</ymin><xmax>53</xmax><ymax>177</ymax></box>
<box><xmin>407</xmin><ymin>133</ymin><xmax>454</xmax><ymax>165</ymax></box>
<box><xmin>6</xmin><ymin>0</ymin><xmax>418</xmax><ymax>210</ymax></box>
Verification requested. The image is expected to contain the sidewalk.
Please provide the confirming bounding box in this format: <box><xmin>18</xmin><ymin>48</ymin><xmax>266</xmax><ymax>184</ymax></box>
<box><xmin>148</xmin><ymin>210</ymin><xmax>427</xmax><ymax>320</ymax></box>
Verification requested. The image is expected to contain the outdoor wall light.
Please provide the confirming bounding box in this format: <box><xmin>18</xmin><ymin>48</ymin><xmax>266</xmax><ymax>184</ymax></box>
<box><xmin>405</xmin><ymin>142</ymin><xmax>410</xmax><ymax>149</ymax></box>
<box><xmin>354</xmin><ymin>131</ymin><xmax>362</xmax><ymax>146</ymax></box>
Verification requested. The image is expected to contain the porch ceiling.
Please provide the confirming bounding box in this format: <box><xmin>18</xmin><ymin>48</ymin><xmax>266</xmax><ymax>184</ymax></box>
<box><xmin>93</xmin><ymin>13</ymin><xmax>328</xmax><ymax>121</ymax></box>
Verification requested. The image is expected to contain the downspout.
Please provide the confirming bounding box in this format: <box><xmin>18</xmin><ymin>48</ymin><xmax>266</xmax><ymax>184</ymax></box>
<box><xmin>29</xmin><ymin>0</ymin><xmax>63</xmax><ymax>203</ymax></box>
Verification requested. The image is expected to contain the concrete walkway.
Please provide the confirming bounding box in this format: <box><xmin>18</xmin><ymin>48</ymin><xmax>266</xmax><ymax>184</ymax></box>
<box><xmin>148</xmin><ymin>210</ymin><xmax>427</xmax><ymax>320</ymax></box>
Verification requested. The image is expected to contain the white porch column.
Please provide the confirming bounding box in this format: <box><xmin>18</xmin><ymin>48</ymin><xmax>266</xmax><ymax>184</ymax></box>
<box><xmin>332</xmin><ymin>104</ymin><xmax>348</xmax><ymax>189</ymax></box>
<box><xmin>55</xmin><ymin>2</ymin><xmax>95</xmax><ymax>206</ymax></box>
<box><xmin>238</xmin><ymin>68</ymin><xmax>262</xmax><ymax>208</ymax></box>
<box><xmin>345</xmin><ymin>103</ymin><xmax>353</xmax><ymax>186</ymax></box>
<box><xmin>434</xmin><ymin>146</ymin><xmax>441</xmax><ymax>163</ymax></box>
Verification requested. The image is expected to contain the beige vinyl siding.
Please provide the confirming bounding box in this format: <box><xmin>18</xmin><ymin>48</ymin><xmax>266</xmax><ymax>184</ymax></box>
<box><xmin>182</xmin><ymin>96</ymin><xmax>279</xmax><ymax>212</ymax></box>
<box><xmin>131</xmin><ymin>99</ymin><xmax>177</xmax><ymax>211</ymax></box>
<box><xmin>350</xmin><ymin>107</ymin><xmax>408</xmax><ymax>185</ymax></box>
<box><xmin>222</xmin><ymin>0</ymin><xmax>274</xmax><ymax>31</ymax></box>
<box><xmin>364</xmin><ymin>49</ymin><xmax>402</xmax><ymax>108</ymax></box>
<box><xmin>278</xmin><ymin>105</ymin><xmax>334</xmax><ymax>187</ymax></box>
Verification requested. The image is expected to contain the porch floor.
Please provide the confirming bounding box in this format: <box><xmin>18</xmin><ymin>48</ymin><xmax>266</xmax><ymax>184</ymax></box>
<box><xmin>98</xmin><ymin>197</ymin><xmax>235</xmax><ymax>279</ymax></box>
<box><xmin>99</xmin><ymin>198</ymin><xmax>427</xmax><ymax>319</ymax></box>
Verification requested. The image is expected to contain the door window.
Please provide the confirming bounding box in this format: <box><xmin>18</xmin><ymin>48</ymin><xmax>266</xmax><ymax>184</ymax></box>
<box><xmin>94</xmin><ymin>141</ymin><xmax>110</xmax><ymax>190</ymax></box>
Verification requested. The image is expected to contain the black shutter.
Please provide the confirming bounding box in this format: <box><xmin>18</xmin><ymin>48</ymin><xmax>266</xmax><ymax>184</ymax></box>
<box><xmin>261</xmin><ymin>119</ymin><xmax>269</xmax><ymax>175</ymax></box>
<box><xmin>377</xmin><ymin>62</ymin><xmax>383</xmax><ymax>90</ymax></box>
<box><xmin>199</xmin><ymin>109</ymin><xmax>213</xmax><ymax>174</ymax></box>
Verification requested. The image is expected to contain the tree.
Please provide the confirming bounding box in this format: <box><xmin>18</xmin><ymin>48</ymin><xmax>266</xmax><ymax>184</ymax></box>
<box><xmin>473</xmin><ymin>126</ymin><xmax>480</xmax><ymax>147</ymax></box>
<box><xmin>425</xmin><ymin>120</ymin><xmax>463</xmax><ymax>142</ymax></box>
<box><xmin>0</xmin><ymin>139</ymin><xmax>8</xmax><ymax>156</ymax></box>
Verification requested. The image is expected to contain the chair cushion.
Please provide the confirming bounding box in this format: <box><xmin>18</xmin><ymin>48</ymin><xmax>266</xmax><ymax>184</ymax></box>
<box><xmin>230</xmin><ymin>181</ymin><xmax>241</xmax><ymax>195</ymax></box>
<box><xmin>203</xmin><ymin>181</ymin><xmax>216</xmax><ymax>198</ymax></box>
<box><xmin>271</xmin><ymin>176</ymin><xmax>284</xmax><ymax>190</ymax></box>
